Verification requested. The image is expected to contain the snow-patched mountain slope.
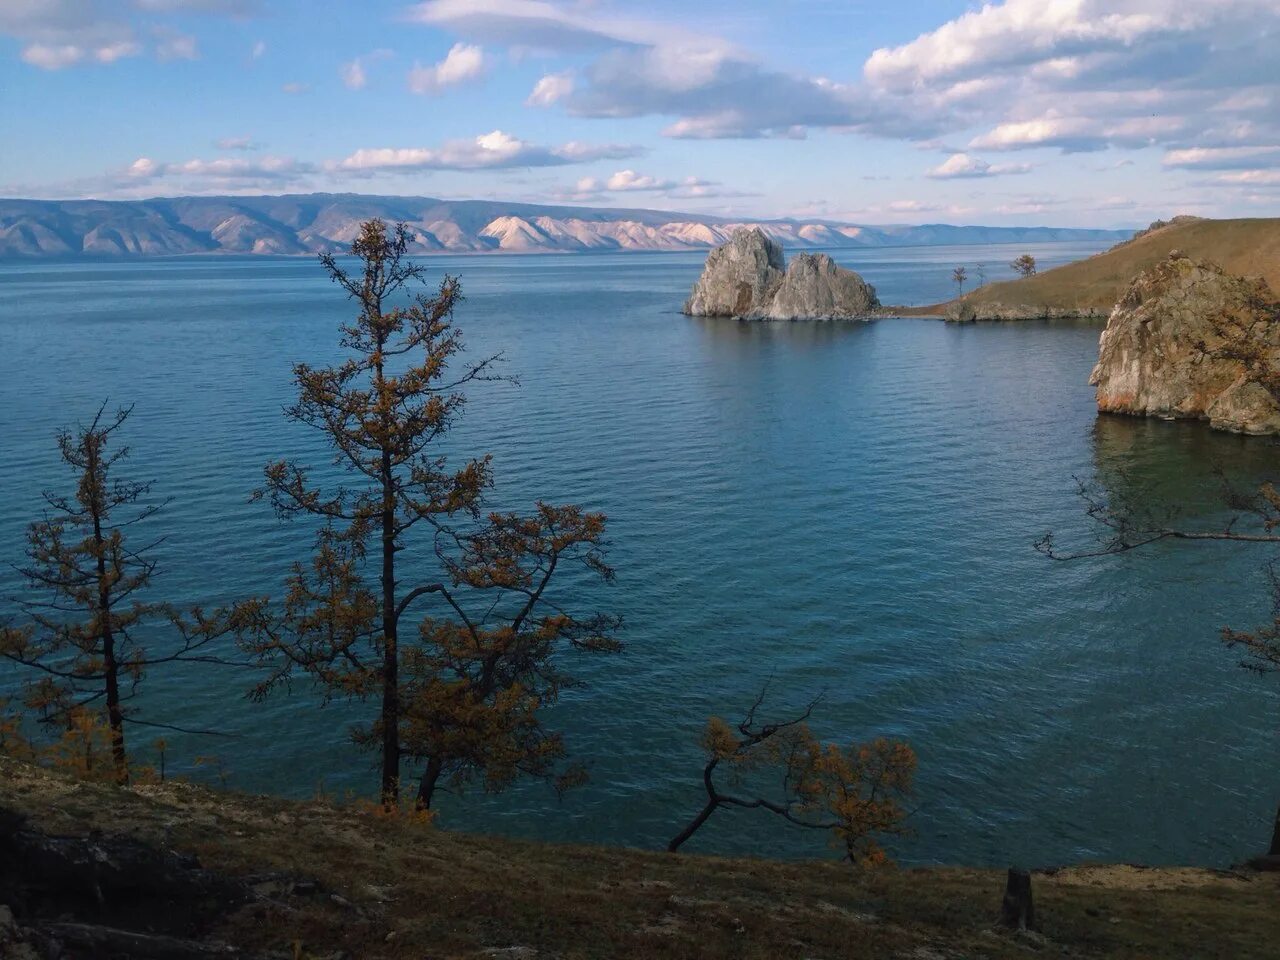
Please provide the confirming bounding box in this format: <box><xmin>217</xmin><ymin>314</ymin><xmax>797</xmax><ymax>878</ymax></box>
<box><xmin>0</xmin><ymin>194</ymin><xmax>1131</xmax><ymax>257</ymax></box>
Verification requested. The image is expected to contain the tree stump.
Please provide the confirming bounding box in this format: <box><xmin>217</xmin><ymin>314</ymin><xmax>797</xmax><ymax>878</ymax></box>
<box><xmin>999</xmin><ymin>867</ymin><xmax>1035</xmax><ymax>931</ymax></box>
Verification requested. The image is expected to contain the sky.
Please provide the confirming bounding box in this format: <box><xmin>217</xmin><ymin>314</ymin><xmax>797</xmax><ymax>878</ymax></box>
<box><xmin>2</xmin><ymin>0</ymin><xmax>1279</xmax><ymax>228</ymax></box>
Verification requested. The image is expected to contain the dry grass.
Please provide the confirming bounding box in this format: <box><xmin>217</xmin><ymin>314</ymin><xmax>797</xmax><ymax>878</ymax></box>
<box><xmin>904</xmin><ymin>217</ymin><xmax>1280</xmax><ymax>317</ymax></box>
<box><xmin>3</xmin><ymin>756</ymin><xmax>1278</xmax><ymax>959</ymax></box>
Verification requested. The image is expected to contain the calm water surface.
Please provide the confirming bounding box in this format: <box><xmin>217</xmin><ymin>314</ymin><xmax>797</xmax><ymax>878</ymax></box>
<box><xmin>2</xmin><ymin>241</ymin><xmax>1277</xmax><ymax>867</ymax></box>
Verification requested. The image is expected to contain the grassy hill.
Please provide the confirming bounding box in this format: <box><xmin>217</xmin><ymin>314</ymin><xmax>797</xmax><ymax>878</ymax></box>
<box><xmin>2</xmin><ymin>757</ymin><xmax>1278</xmax><ymax>959</ymax></box>
<box><xmin>904</xmin><ymin>217</ymin><xmax>1280</xmax><ymax>319</ymax></box>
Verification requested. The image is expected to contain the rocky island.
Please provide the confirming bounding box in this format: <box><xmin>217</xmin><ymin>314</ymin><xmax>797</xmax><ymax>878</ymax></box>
<box><xmin>682</xmin><ymin>228</ymin><xmax>880</xmax><ymax>320</ymax></box>
<box><xmin>1090</xmin><ymin>251</ymin><xmax>1280</xmax><ymax>434</ymax></box>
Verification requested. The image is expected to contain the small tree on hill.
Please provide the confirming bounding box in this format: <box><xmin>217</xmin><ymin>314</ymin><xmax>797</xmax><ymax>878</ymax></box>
<box><xmin>667</xmin><ymin>688</ymin><xmax>915</xmax><ymax>865</ymax></box>
<box><xmin>952</xmin><ymin>266</ymin><xmax>968</xmax><ymax>297</ymax></box>
<box><xmin>0</xmin><ymin>404</ymin><xmax>240</xmax><ymax>783</ymax></box>
<box><xmin>237</xmin><ymin>219</ymin><xmax>620</xmax><ymax>809</ymax></box>
<box><xmin>975</xmin><ymin>263</ymin><xmax>987</xmax><ymax>288</ymax></box>
<box><xmin>1011</xmin><ymin>254</ymin><xmax>1037</xmax><ymax>278</ymax></box>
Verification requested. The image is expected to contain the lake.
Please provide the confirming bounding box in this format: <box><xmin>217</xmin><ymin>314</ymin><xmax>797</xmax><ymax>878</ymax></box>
<box><xmin>1</xmin><ymin>240</ymin><xmax>1277</xmax><ymax>868</ymax></box>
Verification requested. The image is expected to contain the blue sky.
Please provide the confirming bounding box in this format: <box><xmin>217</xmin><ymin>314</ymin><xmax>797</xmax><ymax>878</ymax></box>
<box><xmin>3</xmin><ymin>0</ymin><xmax>1279</xmax><ymax>227</ymax></box>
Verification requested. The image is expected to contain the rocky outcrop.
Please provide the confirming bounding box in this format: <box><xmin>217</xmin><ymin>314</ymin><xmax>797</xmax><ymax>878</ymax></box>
<box><xmin>682</xmin><ymin>228</ymin><xmax>880</xmax><ymax>320</ymax></box>
<box><xmin>682</xmin><ymin>227</ymin><xmax>786</xmax><ymax>317</ymax></box>
<box><xmin>1090</xmin><ymin>251</ymin><xmax>1280</xmax><ymax>434</ymax></box>
<box><xmin>944</xmin><ymin>301</ymin><xmax>1108</xmax><ymax>321</ymax></box>
<box><xmin>766</xmin><ymin>252</ymin><xmax>880</xmax><ymax>320</ymax></box>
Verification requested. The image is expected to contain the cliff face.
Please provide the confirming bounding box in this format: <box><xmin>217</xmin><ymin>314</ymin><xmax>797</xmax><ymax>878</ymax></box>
<box><xmin>1090</xmin><ymin>252</ymin><xmax>1280</xmax><ymax>434</ymax></box>
<box><xmin>766</xmin><ymin>253</ymin><xmax>880</xmax><ymax>320</ymax></box>
<box><xmin>682</xmin><ymin>229</ymin><xmax>880</xmax><ymax>320</ymax></box>
<box><xmin>682</xmin><ymin>227</ymin><xmax>785</xmax><ymax>317</ymax></box>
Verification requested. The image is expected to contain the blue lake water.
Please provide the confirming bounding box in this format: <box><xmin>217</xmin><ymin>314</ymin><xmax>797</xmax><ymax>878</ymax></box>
<box><xmin>1</xmin><ymin>240</ymin><xmax>1278</xmax><ymax>868</ymax></box>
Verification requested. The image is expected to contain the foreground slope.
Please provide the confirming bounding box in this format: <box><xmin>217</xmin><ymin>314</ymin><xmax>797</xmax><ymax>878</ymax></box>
<box><xmin>909</xmin><ymin>217</ymin><xmax>1280</xmax><ymax>319</ymax></box>
<box><xmin>1</xmin><ymin>758</ymin><xmax>1278</xmax><ymax>959</ymax></box>
<box><xmin>0</xmin><ymin>194</ymin><xmax>1128</xmax><ymax>258</ymax></box>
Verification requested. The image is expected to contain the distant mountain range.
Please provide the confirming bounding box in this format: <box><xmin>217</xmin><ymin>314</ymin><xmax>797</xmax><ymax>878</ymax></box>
<box><xmin>0</xmin><ymin>194</ymin><xmax>1131</xmax><ymax>258</ymax></box>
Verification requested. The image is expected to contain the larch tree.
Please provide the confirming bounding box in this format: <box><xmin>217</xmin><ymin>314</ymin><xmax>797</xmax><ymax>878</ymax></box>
<box><xmin>237</xmin><ymin>219</ymin><xmax>620</xmax><ymax>809</ymax></box>
<box><xmin>668</xmin><ymin>688</ymin><xmax>916</xmax><ymax>865</ymax></box>
<box><xmin>0</xmin><ymin>404</ymin><xmax>240</xmax><ymax>783</ymax></box>
<box><xmin>952</xmin><ymin>266</ymin><xmax>968</xmax><ymax>297</ymax></box>
<box><xmin>1010</xmin><ymin>254</ymin><xmax>1037</xmax><ymax>278</ymax></box>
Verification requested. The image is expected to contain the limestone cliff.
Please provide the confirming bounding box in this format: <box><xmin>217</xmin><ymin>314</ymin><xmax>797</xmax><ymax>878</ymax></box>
<box><xmin>682</xmin><ymin>227</ymin><xmax>785</xmax><ymax>317</ymax></box>
<box><xmin>1090</xmin><ymin>252</ymin><xmax>1280</xmax><ymax>434</ymax></box>
<box><xmin>682</xmin><ymin>228</ymin><xmax>879</xmax><ymax>320</ymax></box>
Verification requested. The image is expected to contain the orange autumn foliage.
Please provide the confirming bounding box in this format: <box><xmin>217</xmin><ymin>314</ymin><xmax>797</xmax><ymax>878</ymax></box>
<box><xmin>234</xmin><ymin>220</ymin><xmax>620</xmax><ymax>810</ymax></box>
<box><xmin>673</xmin><ymin>694</ymin><xmax>915</xmax><ymax>866</ymax></box>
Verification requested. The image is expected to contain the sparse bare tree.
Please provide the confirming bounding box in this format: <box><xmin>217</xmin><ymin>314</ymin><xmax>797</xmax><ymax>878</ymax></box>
<box><xmin>236</xmin><ymin>219</ymin><xmax>621</xmax><ymax>809</ymax></box>
<box><xmin>952</xmin><ymin>266</ymin><xmax>968</xmax><ymax>297</ymax></box>
<box><xmin>668</xmin><ymin>687</ymin><xmax>915</xmax><ymax>865</ymax></box>
<box><xmin>0</xmin><ymin>404</ymin><xmax>242</xmax><ymax>783</ymax></box>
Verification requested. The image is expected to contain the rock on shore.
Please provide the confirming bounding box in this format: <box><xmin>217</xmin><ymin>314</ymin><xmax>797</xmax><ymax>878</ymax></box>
<box><xmin>682</xmin><ymin>228</ymin><xmax>879</xmax><ymax>320</ymax></box>
<box><xmin>1090</xmin><ymin>251</ymin><xmax>1280</xmax><ymax>434</ymax></box>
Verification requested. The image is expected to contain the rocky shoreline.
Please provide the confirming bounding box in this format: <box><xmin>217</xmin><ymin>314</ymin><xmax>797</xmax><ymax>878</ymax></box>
<box><xmin>1090</xmin><ymin>251</ymin><xmax>1280</xmax><ymax>434</ymax></box>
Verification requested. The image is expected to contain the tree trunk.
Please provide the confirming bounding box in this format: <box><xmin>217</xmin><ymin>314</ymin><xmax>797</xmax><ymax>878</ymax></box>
<box><xmin>667</xmin><ymin>798</ymin><xmax>719</xmax><ymax>853</ymax></box>
<box><xmin>88</xmin><ymin>444</ymin><xmax>127</xmax><ymax>784</ymax></box>
<box><xmin>999</xmin><ymin>867</ymin><xmax>1035</xmax><ymax>931</ymax></box>
<box><xmin>1270</xmin><ymin>801</ymin><xmax>1280</xmax><ymax>857</ymax></box>
<box><xmin>416</xmin><ymin>755</ymin><xmax>444</xmax><ymax>811</ymax></box>
<box><xmin>379</xmin><ymin>445</ymin><xmax>399</xmax><ymax>807</ymax></box>
<box><xmin>669</xmin><ymin>758</ymin><xmax>723</xmax><ymax>852</ymax></box>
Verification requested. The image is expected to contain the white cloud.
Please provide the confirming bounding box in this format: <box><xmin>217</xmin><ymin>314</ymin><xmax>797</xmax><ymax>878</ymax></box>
<box><xmin>1163</xmin><ymin>146</ymin><xmax>1280</xmax><ymax>170</ymax></box>
<box><xmin>556</xmin><ymin>169</ymin><xmax>750</xmax><ymax>203</ymax></box>
<box><xmin>129</xmin><ymin>157</ymin><xmax>160</xmax><ymax>179</ymax></box>
<box><xmin>864</xmin><ymin>0</ymin><xmax>1280</xmax><ymax>156</ymax></box>
<box><xmin>526</xmin><ymin>70</ymin><xmax>574</xmax><ymax>106</ymax></box>
<box><xmin>215</xmin><ymin>136</ymin><xmax>260</xmax><ymax>150</ymax></box>
<box><xmin>605</xmin><ymin>169</ymin><xmax>673</xmax><ymax>191</ymax></box>
<box><xmin>554</xmin><ymin>140</ymin><xmax>644</xmax><ymax>162</ymax></box>
<box><xmin>20</xmin><ymin>39</ymin><xmax>141</xmax><ymax>69</ymax></box>
<box><xmin>408</xmin><ymin>42</ymin><xmax>486</xmax><ymax>95</ymax></box>
<box><xmin>864</xmin><ymin>1</ymin><xmax>1257</xmax><ymax>91</ymax></box>
<box><xmin>406</xmin><ymin>0</ymin><xmax>690</xmax><ymax>53</ymax></box>
<box><xmin>926</xmin><ymin>153</ymin><xmax>1031</xmax><ymax>179</ymax></box>
<box><xmin>3</xmin><ymin>0</ymin><xmax>245</xmax><ymax>70</ymax></box>
<box><xmin>1215</xmin><ymin>170</ymin><xmax>1280</xmax><ymax>186</ymax></box>
<box><xmin>251</xmin><ymin>39</ymin><xmax>266</xmax><ymax>59</ymax></box>
<box><xmin>969</xmin><ymin>113</ymin><xmax>1187</xmax><ymax>153</ymax></box>
<box><xmin>335</xmin><ymin>130</ymin><xmax>642</xmax><ymax>173</ymax></box>
<box><xmin>410</xmin><ymin>0</ymin><xmax>891</xmax><ymax>139</ymax></box>
<box><xmin>36</xmin><ymin>151</ymin><xmax>320</xmax><ymax>197</ymax></box>
<box><xmin>129</xmin><ymin>155</ymin><xmax>312</xmax><ymax>181</ymax></box>
<box><xmin>134</xmin><ymin>0</ymin><xmax>256</xmax><ymax>11</ymax></box>
<box><xmin>341</xmin><ymin>59</ymin><xmax>367</xmax><ymax>89</ymax></box>
<box><xmin>341</xmin><ymin>49</ymin><xmax>393</xmax><ymax>90</ymax></box>
<box><xmin>154</xmin><ymin>28</ymin><xmax>198</xmax><ymax>61</ymax></box>
<box><xmin>282</xmin><ymin>82</ymin><xmax>309</xmax><ymax>94</ymax></box>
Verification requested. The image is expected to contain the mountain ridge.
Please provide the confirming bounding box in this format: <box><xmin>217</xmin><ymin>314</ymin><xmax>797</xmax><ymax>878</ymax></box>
<box><xmin>0</xmin><ymin>193</ymin><xmax>1129</xmax><ymax>258</ymax></box>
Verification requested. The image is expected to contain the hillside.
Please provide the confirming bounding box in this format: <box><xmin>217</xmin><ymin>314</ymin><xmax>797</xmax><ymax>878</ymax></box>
<box><xmin>907</xmin><ymin>217</ymin><xmax>1280</xmax><ymax>319</ymax></box>
<box><xmin>0</xmin><ymin>194</ymin><xmax>1128</xmax><ymax>258</ymax></box>
<box><xmin>2</xmin><ymin>758</ymin><xmax>1278</xmax><ymax>959</ymax></box>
